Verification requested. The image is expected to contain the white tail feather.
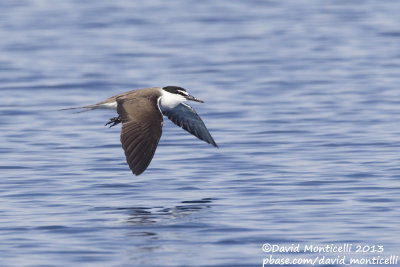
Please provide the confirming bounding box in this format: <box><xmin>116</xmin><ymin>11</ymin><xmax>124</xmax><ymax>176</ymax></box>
<box><xmin>59</xmin><ymin>102</ymin><xmax>117</xmax><ymax>113</ymax></box>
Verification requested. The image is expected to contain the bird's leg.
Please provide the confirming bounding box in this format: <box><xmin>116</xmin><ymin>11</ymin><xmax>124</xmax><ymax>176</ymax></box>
<box><xmin>105</xmin><ymin>116</ymin><xmax>121</xmax><ymax>128</ymax></box>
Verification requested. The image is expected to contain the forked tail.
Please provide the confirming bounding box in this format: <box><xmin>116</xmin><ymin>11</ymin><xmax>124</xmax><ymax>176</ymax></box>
<box><xmin>59</xmin><ymin>104</ymin><xmax>101</xmax><ymax>113</ymax></box>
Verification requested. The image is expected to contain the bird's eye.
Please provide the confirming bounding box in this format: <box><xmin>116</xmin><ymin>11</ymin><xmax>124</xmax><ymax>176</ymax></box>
<box><xmin>177</xmin><ymin>90</ymin><xmax>188</xmax><ymax>96</ymax></box>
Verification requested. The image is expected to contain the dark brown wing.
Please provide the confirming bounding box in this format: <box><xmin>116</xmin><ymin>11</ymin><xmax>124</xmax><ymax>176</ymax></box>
<box><xmin>117</xmin><ymin>96</ymin><xmax>163</xmax><ymax>175</ymax></box>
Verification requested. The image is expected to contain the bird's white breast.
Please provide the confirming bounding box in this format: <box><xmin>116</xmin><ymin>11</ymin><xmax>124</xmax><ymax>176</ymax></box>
<box><xmin>159</xmin><ymin>90</ymin><xmax>186</xmax><ymax>110</ymax></box>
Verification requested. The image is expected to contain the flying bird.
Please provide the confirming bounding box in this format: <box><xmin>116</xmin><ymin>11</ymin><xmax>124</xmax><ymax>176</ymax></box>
<box><xmin>63</xmin><ymin>86</ymin><xmax>218</xmax><ymax>175</ymax></box>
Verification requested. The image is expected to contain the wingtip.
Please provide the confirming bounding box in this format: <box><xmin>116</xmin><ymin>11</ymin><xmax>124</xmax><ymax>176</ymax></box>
<box><xmin>209</xmin><ymin>140</ymin><xmax>219</xmax><ymax>148</ymax></box>
<box><xmin>131</xmin><ymin>165</ymin><xmax>147</xmax><ymax>176</ymax></box>
<box><xmin>133</xmin><ymin>170</ymin><xmax>143</xmax><ymax>176</ymax></box>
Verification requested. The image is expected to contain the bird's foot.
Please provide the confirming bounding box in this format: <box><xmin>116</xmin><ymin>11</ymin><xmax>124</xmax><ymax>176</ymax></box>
<box><xmin>105</xmin><ymin>116</ymin><xmax>121</xmax><ymax>128</ymax></box>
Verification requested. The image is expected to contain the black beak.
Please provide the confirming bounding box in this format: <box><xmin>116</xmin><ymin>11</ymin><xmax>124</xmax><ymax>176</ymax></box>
<box><xmin>186</xmin><ymin>95</ymin><xmax>204</xmax><ymax>103</ymax></box>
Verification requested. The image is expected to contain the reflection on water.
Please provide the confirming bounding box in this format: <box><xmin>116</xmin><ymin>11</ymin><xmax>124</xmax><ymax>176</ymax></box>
<box><xmin>122</xmin><ymin>198</ymin><xmax>213</xmax><ymax>225</ymax></box>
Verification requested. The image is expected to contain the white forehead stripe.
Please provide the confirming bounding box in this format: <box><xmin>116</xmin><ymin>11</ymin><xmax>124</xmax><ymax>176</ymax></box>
<box><xmin>177</xmin><ymin>90</ymin><xmax>188</xmax><ymax>96</ymax></box>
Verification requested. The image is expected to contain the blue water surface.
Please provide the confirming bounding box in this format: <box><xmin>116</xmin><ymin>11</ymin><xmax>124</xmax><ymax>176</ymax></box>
<box><xmin>1</xmin><ymin>1</ymin><xmax>400</xmax><ymax>266</ymax></box>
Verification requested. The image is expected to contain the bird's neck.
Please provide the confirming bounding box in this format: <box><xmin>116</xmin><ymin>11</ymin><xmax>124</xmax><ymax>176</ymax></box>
<box><xmin>159</xmin><ymin>90</ymin><xmax>186</xmax><ymax>109</ymax></box>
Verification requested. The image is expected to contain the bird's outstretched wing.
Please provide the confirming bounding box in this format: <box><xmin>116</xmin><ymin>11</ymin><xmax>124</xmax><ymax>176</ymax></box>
<box><xmin>162</xmin><ymin>103</ymin><xmax>218</xmax><ymax>147</ymax></box>
<box><xmin>117</xmin><ymin>96</ymin><xmax>163</xmax><ymax>175</ymax></box>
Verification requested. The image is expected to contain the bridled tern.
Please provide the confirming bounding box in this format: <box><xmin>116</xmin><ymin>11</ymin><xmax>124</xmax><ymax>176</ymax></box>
<box><xmin>62</xmin><ymin>86</ymin><xmax>218</xmax><ymax>175</ymax></box>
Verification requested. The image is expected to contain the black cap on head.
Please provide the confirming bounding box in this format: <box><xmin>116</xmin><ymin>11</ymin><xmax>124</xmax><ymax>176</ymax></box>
<box><xmin>162</xmin><ymin>86</ymin><xmax>204</xmax><ymax>103</ymax></box>
<box><xmin>162</xmin><ymin>86</ymin><xmax>187</xmax><ymax>95</ymax></box>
